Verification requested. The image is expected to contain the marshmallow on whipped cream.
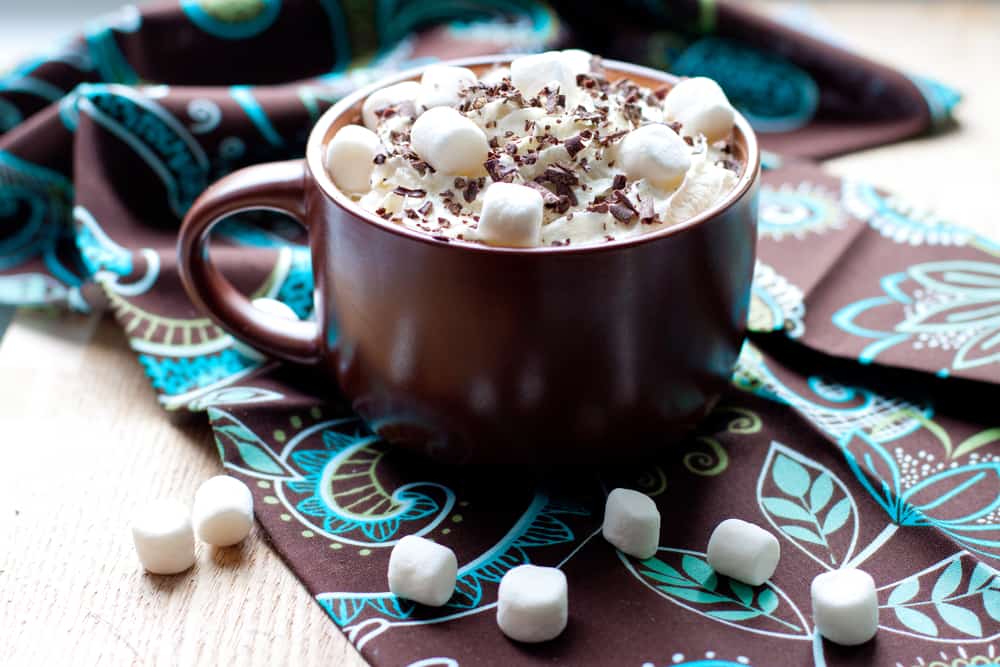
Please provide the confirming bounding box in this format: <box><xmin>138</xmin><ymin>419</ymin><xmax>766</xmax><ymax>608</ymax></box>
<box><xmin>326</xmin><ymin>51</ymin><xmax>740</xmax><ymax>248</ymax></box>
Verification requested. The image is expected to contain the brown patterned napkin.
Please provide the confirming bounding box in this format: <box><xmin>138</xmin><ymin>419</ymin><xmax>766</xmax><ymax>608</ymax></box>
<box><xmin>3</xmin><ymin>2</ymin><xmax>996</xmax><ymax>666</ymax></box>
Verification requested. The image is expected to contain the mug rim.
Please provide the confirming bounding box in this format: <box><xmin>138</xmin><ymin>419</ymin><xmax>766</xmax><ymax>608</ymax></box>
<box><xmin>306</xmin><ymin>54</ymin><xmax>760</xmax><ymax>255</ymax></box>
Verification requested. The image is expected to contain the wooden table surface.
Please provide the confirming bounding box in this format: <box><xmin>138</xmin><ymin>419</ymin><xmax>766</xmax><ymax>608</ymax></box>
<box><xmin>2</xmin><ymin>3</ymin><xmax>998</xmax><ymax>665</ymax></box>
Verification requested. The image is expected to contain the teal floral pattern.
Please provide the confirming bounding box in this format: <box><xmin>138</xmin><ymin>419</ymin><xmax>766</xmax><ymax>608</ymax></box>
<box><xmin>833</xmin><ymin>260</ymin><xmax>1000</xmax><ymax>373</ymax></box>
<box><xmin>842</xmin><ymin>432</ymin><xmax>1000</xmax><ymax>560</ymax></box>
<box><xmin>879</xmin><ymin>552</ymin><xmax>1000</xmax><ymax>640</ymax></box>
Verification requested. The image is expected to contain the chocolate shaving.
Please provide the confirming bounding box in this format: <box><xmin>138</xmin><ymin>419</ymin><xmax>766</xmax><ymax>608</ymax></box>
<box><xmin>622</xmin><ymin>103</ymin><xmax>642</xmax><ymax>126</ymax></box>
<box><xmin>598</xmin><ymin>130</ymin><xmax>628</xmax><ymax>146</ymax></box>
<box><xmin>485</xmin><ymin>158</ymin><xmax>516</xmax><ymax>183</ymax></box>
<box><xmin>564</xmin><ymin>134</ymin><xmax>585</xmax><ymax>158</ymax></box>
<box><xmin>524</xmin><ymin>181</ymin><xmax>561</xmax><ymax>206</ymax></box>
<box><xmin>667</xmin><ymin>121</ymin><xmax>683</xmax><ymax>134</ymax></box>
<box><xmin>431</xmin><ymin>235</ymin><xmax>451</xmax><ymax>242</ymax></box>
<box><xmin>418</xmin><ymin>201</ymin><xmax>433</xmax><ymax>216</ymax></box>
<box><xmin>539</xmin><ymin>164</ymin><xmax>579</xmax><ymax>187</ymax></box>
<box><xmin>411</xmin><ymin>161</ymin><xmax>433</xmax><ymax>176</ymax></box>
<box><xmin>612</xmin><ymin>174</ymin><xmax>627</xmax><ymax>191</ymax></box>
<box><xmin>463</xmin><ymin>179</ymin><xmax>481</xmax><ymax>203</ymax></box>
<box><xmin>610</xmin><ymin>203</ymin><xmax>635</xmax><ymax>222</ymax></box>
<box><xmin>446</xmin><ymin>201</ymin><xmax>462</xmax><ymax>216</ymax></box>
<box><xmin>639</xmin><ymin>197</ymin><xmax>656</xmax><ymax>223</ymax></box>
<box><xmin>373</xmin><ymin>154</ymin><xmax>386</xmax><ymax>165</ymax></box>
<box><xmin>454</xmin><ymin>177</ymin><xmax>467</xmax><ymax>189</ymax></box>
<box><xmin>392</xmin><ymin>186</ymin><xmax>426</xmax><ymax>198</ymax></box>
<box><xmin>437</xmin><ymin>217</ymin><xmax>451</xmax><ymax>228</ymax></box>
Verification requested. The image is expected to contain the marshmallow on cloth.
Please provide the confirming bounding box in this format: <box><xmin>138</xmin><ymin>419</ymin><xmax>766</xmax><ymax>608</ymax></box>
<box><xmin>418</xmin><ymin>65</ymin><xmax>477</xmax><ymax>109</ymax></box>
<box><xmin>663</xmin><ymin>77</ymin><xmax>736</xmax><ymax>143</ymax></box>
<box><xmin>131</xmin><ymin>499</ymin><xmax>196</xmax><ymax>575</ymax></box>
<box><xmin>510</xmin><ymin>51</ymin><xmax>579</xmax><ymax>100</ymax></box>
<box><xmin>812</xmin><ymin>568</ymin><xmax>879</xmax><ymax>646</ymax></box>
<box><xmin>618</xmin><ymin>124</ymin><xmax>691</xmax><ymax>190</ymax></box>
<box><xmin>361</xmin><ymin>80</ymin><xmax>423</xmax><ymax>129</ymax></box>
<box><xmin>410</xmin><ymin>106</ymin><xmax>489</xmax><ymax>176</ymax></box>
<box><xmin>193</xmin><ymin>475</ymin><xmax>254</xmax><ymax>547</ymax></box>
<box><xmin>477</xmin><ymin>182</ymin><xmax>544</xmax><ymax>247</ymax></box>
<box><xmin>325</xmin><ymin>124</ymin><xmax>380</xmax><ymax>193</ymax></box>
<box><xmin>252</xmin><ymin>297</ymin><xmax>299</xmax><ymax>321</ymax></box>
<box><xmin>706</xmin><ymin>518</ymin><xmax>780</xmax><ymax>586</ymax></box>
<box><xmin>388</xmin><ymin>535</ymin><xmax>458</xmax><ymax>607</ymax></box>
<box><xmin>602</xmin><ymin>488</ymin><xmax>661</xmax><ymax>560</ymax></box>
<box><xmin>497</xmin><ymin>564</ymin><xmax>568</xmax><ymax>643</ymax></box>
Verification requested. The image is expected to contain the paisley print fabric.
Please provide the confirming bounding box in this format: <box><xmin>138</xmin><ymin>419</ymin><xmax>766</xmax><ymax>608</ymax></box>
<box><xmin>0</xmin><ymin>1</ymin><xmax>993</xmax><ymax>666</ymax></box>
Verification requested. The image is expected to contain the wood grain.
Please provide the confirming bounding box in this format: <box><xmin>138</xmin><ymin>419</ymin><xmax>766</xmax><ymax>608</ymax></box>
<box><xmin>0</xmin><ymin>3</ymin><xmax>997</xmax><ymax>665</ymax></box>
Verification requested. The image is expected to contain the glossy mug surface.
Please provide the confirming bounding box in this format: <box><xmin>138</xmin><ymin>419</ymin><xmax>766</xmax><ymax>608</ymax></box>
<box><xmin>177</xmin><ymin>56</ymin><xmax>760</xmax><ymax>463</ymax></box>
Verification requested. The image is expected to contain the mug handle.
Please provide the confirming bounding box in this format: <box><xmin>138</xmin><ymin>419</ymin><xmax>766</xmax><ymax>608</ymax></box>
<box><xmin>178</xmin><ymin>159</ymin><xmax>322</xmax><ymax>364</ymax></box>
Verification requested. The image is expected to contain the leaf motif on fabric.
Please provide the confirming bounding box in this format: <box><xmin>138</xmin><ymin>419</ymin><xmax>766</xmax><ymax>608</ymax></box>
<box><xmin>208</xmin><ymin>408</ymin><xmax>295</xmax><ymax>479</ymax></box>
<box><xmin>757</xmin><ymin>442</ymin><xmax>858</xmax><ymax>568</ymax></box>
<box><xmin>625</xmin><ymin>549</ymin><xmax>810</xmax><ymax>639</ymax></box>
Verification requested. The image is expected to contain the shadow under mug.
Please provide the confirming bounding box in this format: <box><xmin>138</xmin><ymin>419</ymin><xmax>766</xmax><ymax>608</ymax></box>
<box><xmin>177</xmin><ymin>56</ymin><xmax>760</xmax><ymax>464</ymax></box>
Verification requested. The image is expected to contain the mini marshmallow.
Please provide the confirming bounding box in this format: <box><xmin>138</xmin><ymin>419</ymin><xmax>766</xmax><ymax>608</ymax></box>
<box><xmin>706</xmin><ymin>518</ymin><xmax>780</xmax><ymax>586</ymax></box>
<box><xmin>477</xmin><ymin>182</ymin><xmax>543</xmax><ymax>247</ymax></box>
<box><xmin>560</xmin><ymin>49</ymin><xmax>594</xmax><ymax>75</ymax></box>
<box><xmin>192</xmin><ymin>475</ymin><xmax>254</xmax><ymax>547</ymax></box>
<box><xmin>497</xmin><ymin>564</ymin><xmax>568</xmax><ymax>643</ymax></box>
<box><xmin>131</xmin><ymin>499</ymin><xmax>196</xmax><ymax>575</ymax></box>
<box><xmin>602</xmin><ymin>488</ymin><xmax>661</xmax><ymax>560</ymax></box>
<box><xmin>252</xmin><ymin>297</ymin><xmax>299</xmax><ymax>321</ymax></box>
<box><xmin>663</xmin><ymin>77</ymin><xmax>735</xmax><ymax>143</ymax></box>
<box><xmin>388</xmin><ymin>535</ymin><xmax>458</xmax><ymax>607</ymax></box>
<box><xmin>410</xmin><ymin>106</ymin><xmax>489</xmax><ymax>176</ymax></box>
<box><xmin>510</xmin><ymin>51</ymin><xmax>578</xmax><ymax>100</ymax></box>
<box><xmin>618</xmin><ymin>124</ymin><xmax>691</xmax><ymax>190</ymax></box>
<box><xmin>361</xmin><ymin>80</ymin><xmax>423</xmax><ymax>130</ymax></box>
<box><xmin>418</xmin><ymin>65</ymin><xmax>476</xmax><ymax>110</ymax></box>
<box><xmin>325</xmin><ymin>124</ymin><xmax>381</xmax><ymax>193</ymax></box>
<box><xmin>480</xmin><ymin>66</ymin><xmax>510</xmax><ymax>86</ymax></box>
<box><xmin>811</xmin><ymin>569</ymin><xmax>879</xmax><ymax>645</ymax></box>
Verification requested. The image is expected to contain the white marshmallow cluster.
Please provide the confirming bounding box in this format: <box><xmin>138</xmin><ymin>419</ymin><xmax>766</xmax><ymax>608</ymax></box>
<box><xmin>497</xmin><ymin>564</ymin><xmax>569</xmax><ymax>643</ymax></box>
<box><xmin>617</xmin><ymin>123</ymin><xmax>692</xmax><ymax>190</ymax></box>
<box><xmin>811</xmin><ymin>569</ymin><xmax>879</xmax><ymax>645</ymax></box>
<box><xmin>411</xmin><ymin>106</ymin><xmax>490</xmax><ymax>176</ymax></box>
<box><xmin>417</xmin><ymin>65</ymin><xmax>477</xmax><ymax>110</ymax></box>
<box><xmin>325</xmin><ymin>124</ymin><xmax>381</xmax><ymax>194</ymax></box>
<box><xmin>131</xmin><ymin>476</ymin><xmax>254</xmax><ymax>575</ymax></box>
<box><xmin>663</xmin><ymin>77</ymin><xmax>736</xmax><ymax>143</ymax></box>
<box><xmin>706</xmin><ymin>518</ymin><xmax>780</xmax><ymax>586</ymax></box>
<box><xmin>193</xmin><ymin>475</ymin><xmax>254</xmax><ymax>547</ymax></box>
<box><xmin>387</xmin><ymin>535</ymin><xmax>458</xmax><ymax>607</ymax></box>
<box><xmin>602</xmin><ymin>488</ymin><xmax>661</xmax><ymax>559</ymax></box>
<box><xmin>131</xmin><ymin>500</ymin><xmax>197</xmax><ymax>575</ymax></box>
<box><xmin>478</xmin><ymin>182</ymin><xmax>544</xmax><ymax>247</ymax></box>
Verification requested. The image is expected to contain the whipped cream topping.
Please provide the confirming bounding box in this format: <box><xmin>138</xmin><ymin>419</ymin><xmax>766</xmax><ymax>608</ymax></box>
<box><xmin>345</xmin><ymin>55</ymin><xmax>740</xmax><ymax>247</ymax></box>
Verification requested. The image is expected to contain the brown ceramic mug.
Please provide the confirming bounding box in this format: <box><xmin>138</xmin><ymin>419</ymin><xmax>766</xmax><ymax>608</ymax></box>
<box><xmin>177</xmin><ymin>56</ymin><xmax>760</xmax><ymax>463</ymax></box>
